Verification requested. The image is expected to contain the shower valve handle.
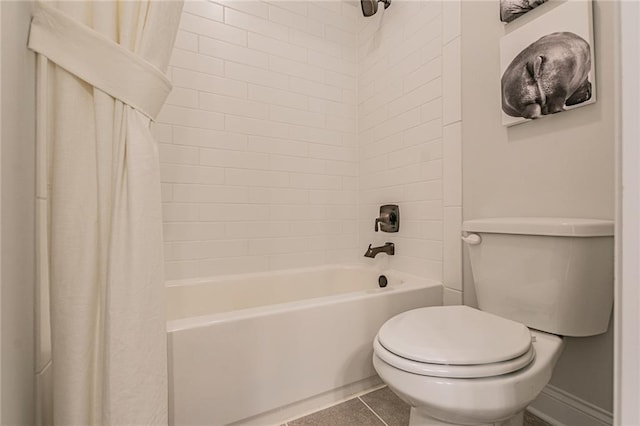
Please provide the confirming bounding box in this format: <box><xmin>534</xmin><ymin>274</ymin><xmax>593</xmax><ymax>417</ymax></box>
<box><xmin>375</xmin><ymin>205</ymin><xmax>399</xmax><ymax>233</ymax></box>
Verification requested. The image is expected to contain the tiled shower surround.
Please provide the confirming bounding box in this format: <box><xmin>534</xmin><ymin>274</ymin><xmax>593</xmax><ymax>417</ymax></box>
<box><xmin>155</xmin><ymin>0</ymin><xmax>462</xmax><ymax>291</ymax></box>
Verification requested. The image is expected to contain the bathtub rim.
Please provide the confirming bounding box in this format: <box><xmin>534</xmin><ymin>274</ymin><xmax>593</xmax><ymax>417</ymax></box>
<box><xmin>166</xmin><ymin>263</ymin><xmax>390</xmax><ymax>289</ymax></box>
<box><xmin>166</xmin><ymin>266</ymin><xmax>442</xmax><ymax>333</ymax></box>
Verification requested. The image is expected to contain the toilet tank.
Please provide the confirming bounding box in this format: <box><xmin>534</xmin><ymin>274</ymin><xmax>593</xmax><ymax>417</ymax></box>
<box><xmin>462</xmin><ymin>218</ymin><xmax>614</xmax><ymax>337</ymax></box>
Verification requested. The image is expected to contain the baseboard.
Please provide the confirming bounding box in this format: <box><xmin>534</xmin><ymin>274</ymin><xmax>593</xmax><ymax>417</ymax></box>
<box><xmin>528</xmin><ymin>384</ymin><xmax>613</xmax><ymax>426</ymax></box>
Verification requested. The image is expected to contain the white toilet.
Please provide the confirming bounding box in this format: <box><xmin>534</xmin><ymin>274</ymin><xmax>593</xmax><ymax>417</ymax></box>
<box><xmin>373</xmin><ymin>217</ymin><xmax>614</xmax><ymax>426</ymax></box>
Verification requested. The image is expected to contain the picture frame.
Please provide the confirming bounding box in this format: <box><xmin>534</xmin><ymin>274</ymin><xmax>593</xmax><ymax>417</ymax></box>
<box><xmin>500</xmin><ymin>0</ymin><xmax>548</xmax><ymax>23</ymax></box>
<box><xmin>500</xmin><ymin>0</ymin><xmax>596</xmax><ymax>127</ymax></box>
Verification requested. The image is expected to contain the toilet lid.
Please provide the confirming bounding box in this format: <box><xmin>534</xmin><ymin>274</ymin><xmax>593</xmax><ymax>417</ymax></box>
<box><xmin>377</xmin><ymin>306</ymin><xmax>532</xmax><ymax>365</ymax></box>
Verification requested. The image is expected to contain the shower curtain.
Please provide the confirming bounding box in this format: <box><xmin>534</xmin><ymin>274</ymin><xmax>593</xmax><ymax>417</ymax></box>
<box><xmin>28</xmin><ymin>1</ymin><xmax>183</xmax><ymax>424</ymax></box>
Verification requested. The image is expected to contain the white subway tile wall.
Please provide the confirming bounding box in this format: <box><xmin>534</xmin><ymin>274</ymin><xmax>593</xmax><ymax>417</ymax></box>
<box><xmin>441</xmin><ymin>1</ymin><xmax>463</xmax><ymax>299</ymax></box>
<box><xmin>358</xmin><ymin>1</ymin><xmax>447</xmax><ymax>281</ymax></box>
<box><xmin>157</xmin><ymin>0</ymin><xmax>362</xmax><ymax>279</ymax></box>
<box><xmin>158</xmin><ymin>0</ymin><xmax>461</xmax><ymax>285</ymax></box>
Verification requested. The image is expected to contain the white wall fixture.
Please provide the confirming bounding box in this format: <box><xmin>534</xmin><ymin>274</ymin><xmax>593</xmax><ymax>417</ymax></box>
<box><xmin>168</xmin><ymin>265</ymin><xmax>442</xmax><ymax>425</ymax></box>
<box><xmin>500</xmin><ymin>0</ymin><xmax>596</xmax><ymax>126</ymax></box>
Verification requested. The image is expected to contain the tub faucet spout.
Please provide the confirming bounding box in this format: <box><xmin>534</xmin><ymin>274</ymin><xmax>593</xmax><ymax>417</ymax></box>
<box><xmin>364</xmin><ymin>242</ymin><xmax>394</xmax><ymax>258</ymax></box>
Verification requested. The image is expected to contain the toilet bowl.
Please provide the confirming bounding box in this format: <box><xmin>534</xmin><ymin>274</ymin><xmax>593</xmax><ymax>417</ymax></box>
<box><xmin>372</xmin><ymin>306</ymin><xmax>564</xmax><ymax>426</ymax></box>
<box><xmin>371</xmin><ymin>218</ymin><xmax>613</xmax><ymax>426</ymax></box>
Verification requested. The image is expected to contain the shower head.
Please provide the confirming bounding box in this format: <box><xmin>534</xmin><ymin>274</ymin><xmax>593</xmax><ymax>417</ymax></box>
<box><xmin>361</xmin><ymin>0</ymin><xmax>391</xmax><ymax>17</ymax></box>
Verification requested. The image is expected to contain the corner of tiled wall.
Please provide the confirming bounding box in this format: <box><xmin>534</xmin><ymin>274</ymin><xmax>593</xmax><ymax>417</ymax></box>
<box><xmin>159</xmin><ymin>0</ymin><xmax>463</xmax><ymax>286</ymax></box>
<box><xmin>357</xmin><ymin>0</ymin><xmax>446</xmax><ymax>281</ymax></box>
<box><xmin>441</xmin><ymin>0</ymin><xmax>463</xmax><ymax>306</ymax></box>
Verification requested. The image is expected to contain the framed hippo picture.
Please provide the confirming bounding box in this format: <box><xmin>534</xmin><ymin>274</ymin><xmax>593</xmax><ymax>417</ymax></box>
<box><xmin>500</xmin><ymin>0</ymin><xmax>595</xmax><ymax>126</ymax></box>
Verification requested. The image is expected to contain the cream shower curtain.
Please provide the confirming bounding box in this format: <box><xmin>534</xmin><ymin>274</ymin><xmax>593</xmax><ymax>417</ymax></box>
<box><xmin>28</xmin><ymin>1</ymin><xmax>183</xmax><ymax>424</ymax></box>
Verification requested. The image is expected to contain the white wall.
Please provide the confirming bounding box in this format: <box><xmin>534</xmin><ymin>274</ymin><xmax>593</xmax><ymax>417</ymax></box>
<box><xmin>357</xmin><ymin>0</ymin><xmax>462</xmax><ymax>298</ymax></box>
<box><xmin>618</xmin><ymin>2</ymin><xmax>640</xmax><ymax>424</ymax></box>
<box><xmin>461</xmin><ymin>0</ymin><xmax>616</xmax><ymax>414</ymax></box>
<box><xmin>156</xmin><ymin>0</ymin><xmax>362</xmax><ymax>280</ymax></box>
<box><xmin>158</xmin><ymin>0</ymin><xmax>463</xmax><ymax>285</ymax></box>
<box><xmin>1</xmin><ymin>1</ymin><xmax>36</xmax><ymax>424</ymax></box>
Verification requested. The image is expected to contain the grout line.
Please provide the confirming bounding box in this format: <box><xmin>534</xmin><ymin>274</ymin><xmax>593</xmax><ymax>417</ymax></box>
<box><xmin>358</xmin><ymin>396</ymin><xmax>389</xmax><ymax>426</ymax></box>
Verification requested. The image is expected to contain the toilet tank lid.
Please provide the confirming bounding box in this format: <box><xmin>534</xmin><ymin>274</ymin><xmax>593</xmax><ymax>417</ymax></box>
<box><xmin>462</xmin><ymin>217</ymin><xmax>614</xmax><ymax>237</ymax></box>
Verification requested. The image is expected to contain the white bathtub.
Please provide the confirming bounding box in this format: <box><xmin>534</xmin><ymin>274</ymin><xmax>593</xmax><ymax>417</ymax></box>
<box><xmin>167</xmin><ymin>265</ymin><xmax>442</xmax><ymax>426</ymax></box>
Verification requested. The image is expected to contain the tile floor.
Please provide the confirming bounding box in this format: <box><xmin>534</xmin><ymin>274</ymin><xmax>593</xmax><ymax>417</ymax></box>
<box><xmin>284</xmin><ymin>386</ymin><xmax>553</xmax><ymax>426</ymax></box>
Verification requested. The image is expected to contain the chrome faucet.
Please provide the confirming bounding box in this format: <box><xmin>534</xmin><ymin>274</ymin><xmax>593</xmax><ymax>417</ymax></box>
<box><xmin>364</xmin><ymin>242</ymin><xmax>395</xmax><ymax>258</ymax></box>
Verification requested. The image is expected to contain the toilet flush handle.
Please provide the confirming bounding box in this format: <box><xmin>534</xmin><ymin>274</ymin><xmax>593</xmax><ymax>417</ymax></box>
<box><xmin>461</xmin><ymin>233</ymin><xmax>482</xmax><ymax>245</ymax></box>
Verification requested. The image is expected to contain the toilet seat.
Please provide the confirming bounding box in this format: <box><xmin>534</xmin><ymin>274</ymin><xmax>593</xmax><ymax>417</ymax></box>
<box><xmin>374</xmin><ymin>337</ymin><xmax>535</xmax><ymax>378</ymax></box>
<box><xmin>374</xmin><ymin>305</ymin><xmax>536</xmax><ymax>378</ymax></box>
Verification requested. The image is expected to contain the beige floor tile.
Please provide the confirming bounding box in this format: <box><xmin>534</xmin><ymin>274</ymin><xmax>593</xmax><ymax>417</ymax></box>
<box><xmin>360</xmin><ymin>387</ymin><xmax>410</xmax><ymax>426</ymax></box>
<box><xmin>286</xmin><ymin>387</ymin><xmax>553</xmax><ymax>426</ymax></box>
<box><xmin>524</xmin><ymin>410</ymin><xmax>553</xmax><ymax>426</ymax></box>
<box><xmin>288</xmin><ymin>398</ymin><xmax>385</xmax><ymax>426</ymax></box>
